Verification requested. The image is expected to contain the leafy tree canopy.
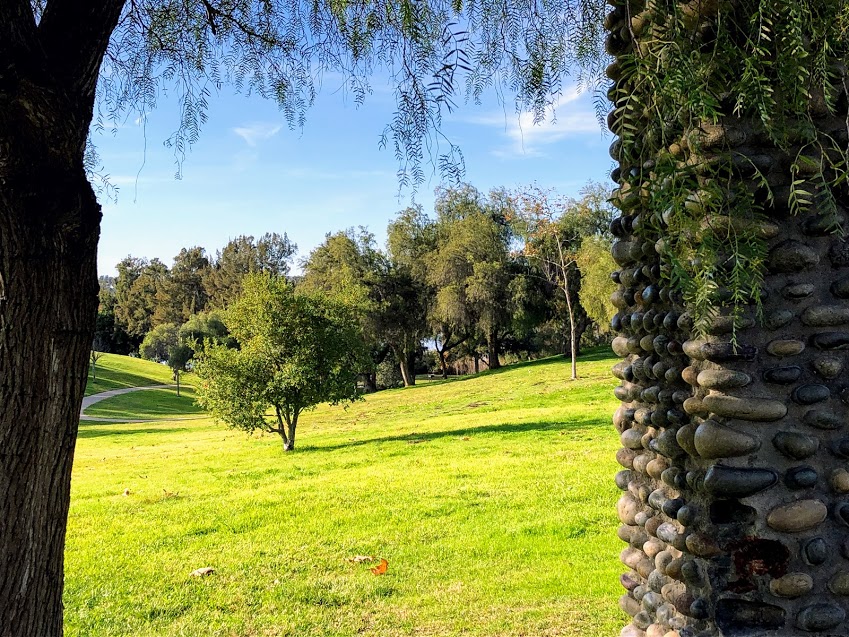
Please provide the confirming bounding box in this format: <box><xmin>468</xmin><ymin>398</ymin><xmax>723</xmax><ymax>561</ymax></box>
<box><xmin>195</xmin><ymin>273</ymin><xmax>369</xmax><ymax>451</ymax></box>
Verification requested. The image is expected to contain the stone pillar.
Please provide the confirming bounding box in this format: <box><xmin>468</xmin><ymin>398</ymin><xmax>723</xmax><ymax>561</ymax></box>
<box><xmin>607</xmin><ymin>1</ymin><xmax>849</xmax><ymax>636</ymax></box>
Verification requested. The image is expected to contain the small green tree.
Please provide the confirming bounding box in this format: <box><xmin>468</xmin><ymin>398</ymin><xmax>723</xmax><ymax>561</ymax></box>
<box><xmin>139</xmin><ymin>323</ymin><xmax>179</xmax><ymax>362</ymax></box>
<box><xmin>195</xmin><ymin>274</ymin><xmax>367</xmax><ymax>451</ymax></box>
<box><xmin>167</xmin><ymin>345</ymin><xmax>194</xmax><ymax>397</ymax></box>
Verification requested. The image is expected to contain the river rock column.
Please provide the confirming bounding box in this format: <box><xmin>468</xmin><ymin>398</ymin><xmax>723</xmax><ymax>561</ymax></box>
<box><xmin>607</xmin><ymin>1</ymin><xmax>849</xmax><ymax>636</ymax></box>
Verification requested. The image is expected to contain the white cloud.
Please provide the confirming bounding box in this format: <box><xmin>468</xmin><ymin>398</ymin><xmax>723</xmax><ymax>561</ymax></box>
<box><xmin>233</xmin><ymin>122</ymin><xmax>282</xmax><ymax>146</ymax></box>
<box><xmin>458</xmin><ymin>86</ymin><xmax>603</xmax><ymax>159</ymax></box>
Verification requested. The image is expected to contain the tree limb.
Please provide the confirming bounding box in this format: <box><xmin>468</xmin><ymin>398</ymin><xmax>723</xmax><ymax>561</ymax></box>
<box><xmin>38</xmin><ymin>0</ymin><xmax>127</xmax><ymax>104</ymax></box>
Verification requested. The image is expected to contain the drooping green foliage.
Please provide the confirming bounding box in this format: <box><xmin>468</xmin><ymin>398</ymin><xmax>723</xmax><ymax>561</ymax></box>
<box><xmin>94</xmin><ymin>0</ymin><xmax>607</xmax><ymax>188</ymax></box>
<box><xmin>609</xmin><ymin>0</ymin><xmax>849</xmax><ymax>333</ymax></box>
<box><xmin>194</xmin><ymin>273</ymin><xmax>368</xmax><ymax>450</ymax></box>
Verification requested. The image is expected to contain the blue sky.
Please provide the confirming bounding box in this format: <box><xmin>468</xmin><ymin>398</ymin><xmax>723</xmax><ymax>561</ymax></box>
<box><xmin>92</xmin><ymin>77</ymin><xmax>614</xmax><ymax>276</ymax></box>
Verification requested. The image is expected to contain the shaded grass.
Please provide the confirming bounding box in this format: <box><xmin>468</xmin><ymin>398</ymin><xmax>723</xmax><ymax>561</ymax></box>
<box><xmin>66</xmin><ymin>350</ymin><xmax>624</xmax><ymax>636</ymax></box>
<box><xmin>86</xmin><ymin>354</ymin><xmax>179</xmax><ymax>396</ymax></box>
<box><xmin>84</xmin><ymin>386</ymin><xmax>204</xmax><ymax>420</ymax></box>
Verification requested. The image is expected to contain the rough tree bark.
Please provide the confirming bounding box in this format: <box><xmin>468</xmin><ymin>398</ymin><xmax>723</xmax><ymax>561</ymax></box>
<box><xmin>0</xmin><ymin>2</ymin><xmax>124</xmax><ymax>635</ymax></box>
<box><xmin>608</xmin><ymin>1</ymin><xmax>849</xmax><ymax>636</ymax></box>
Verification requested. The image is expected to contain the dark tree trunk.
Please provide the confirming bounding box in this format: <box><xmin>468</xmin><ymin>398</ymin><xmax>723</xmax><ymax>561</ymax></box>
<box><xmin>487</xmin><ymin>330</ymin><xmax>501</xmax><ymax>370</ymax></box>
<box><xmin>608</xmin><ymin>2</ymin><xmax>849</xmax><ymax>636</ymax></box>
<box><xmin>436</xmin><ymin>347</ymin><xmax>449</xmax><ymax>379</ymax></box>
<box><xmin>362</xmin><ymin>372</ymin><xmax>377</xmax><ymax>393</ymax></box>
<box><xmin>0</xmin><ymin>4</ymin><xmax>124</xmax><ymax>634</ymax></box>
<box><xmin>0</xmin><ymin>132</ymin><xmax>101</xmax><ymax>637</ymax></box>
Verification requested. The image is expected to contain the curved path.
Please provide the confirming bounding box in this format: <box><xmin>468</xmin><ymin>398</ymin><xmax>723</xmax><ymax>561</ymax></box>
<box><xmin>80</xmin><ymin>384</ymin><xmax>177</xmax><ymax>422</ymax></box>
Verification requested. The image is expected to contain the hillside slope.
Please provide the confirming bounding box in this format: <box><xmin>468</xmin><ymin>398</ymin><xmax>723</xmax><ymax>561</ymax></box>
<box><xmin>86</xmin><ymin>353</ymin><xmax>178</xmax><ymax>396</ymax></box>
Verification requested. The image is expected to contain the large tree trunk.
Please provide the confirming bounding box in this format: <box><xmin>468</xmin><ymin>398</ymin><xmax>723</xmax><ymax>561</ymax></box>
<box><xmin>608</xmin><ymin>2</ymin><xmax>849</xmax><ymax>636</ymax></box>
<box><xmin>0</xmin><ymin>4</ymin><xmax>123</xmax><ymax>633</ymax></box>
<box><xmin>0</xmin><ymin>136</ymin><xmax>101</xmax><ymax>636</ymax></box>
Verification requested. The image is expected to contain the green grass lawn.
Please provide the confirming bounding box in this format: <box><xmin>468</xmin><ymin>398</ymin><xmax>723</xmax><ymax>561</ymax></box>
<box><xmin>86</xmin><ymin>353</ymin><xmax>179</xmax><ymax>396</ymax></box>
<box><xmin>67</xmin><ymin>350</ymin><xmax>623</xmax><ymax>637</ymax></box>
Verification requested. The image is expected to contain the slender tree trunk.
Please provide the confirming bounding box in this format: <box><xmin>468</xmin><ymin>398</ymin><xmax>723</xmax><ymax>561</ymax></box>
<box><xmin>473</xmin><ymin>354</ymin><xmax>479</xmax><ymax>374</ymax></box>
<box><xmin>487</xmin><ymin>330</ymin><xmax>501</xmax><ymax>370</ymax></box>
<box><xmin>563</xmin><ymin>277</ymin><xmax>578</xmax><ymax>381</ymax></box>
<box><xmin>284</xmin><ymin>413</ymin><xmax>298</xmax><ymax>451</ymax></box>
<box><xmin>436</xmin><ymin>347</ymin><xmax>449</xmax><ymax>379</ymax></box>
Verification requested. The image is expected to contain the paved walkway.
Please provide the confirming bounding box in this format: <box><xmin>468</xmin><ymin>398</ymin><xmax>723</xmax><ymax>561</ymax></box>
<box><xmin>80</xmin><ymin>384</ymin><xmax>176</xmax><ymax>422</ymax></box>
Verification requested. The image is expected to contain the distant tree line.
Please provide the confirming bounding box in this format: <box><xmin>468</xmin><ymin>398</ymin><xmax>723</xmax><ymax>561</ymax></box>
<box><xmin>94</xmin><ymin>182</ymin><xmax>616</xmax><ymax>386</ymax></box>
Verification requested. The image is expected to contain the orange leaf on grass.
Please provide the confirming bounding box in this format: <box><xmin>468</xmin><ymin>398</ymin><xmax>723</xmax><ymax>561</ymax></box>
<box><xmin>370</xmin><ymin>558</ymin><xmax>388</xmax><ymax>575</ymax></box>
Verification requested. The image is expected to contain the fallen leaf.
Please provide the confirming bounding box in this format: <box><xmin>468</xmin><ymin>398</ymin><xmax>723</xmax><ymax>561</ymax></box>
<box><xmin>189</xmin><ymin>567</ymin><xmax>215</xmax><ymax>577</ymax></box>
<box><xmin>370</xmin><ymin>558</ymin><xmax>388</xmax><ymax>576</ymax></box>
<box><xmin>461</xmin><ymin>436</ymin><xmax>470</xmax><ymax>441</ymax></box>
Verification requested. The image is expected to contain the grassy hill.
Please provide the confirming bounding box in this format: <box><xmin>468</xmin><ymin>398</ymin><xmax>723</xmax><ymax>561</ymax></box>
<box><xmin>67</xmin><ymin>351</ymin><xmax>623</xmax><ymax>637</ymax></box>
<box><xmin>86</xmin><ymin>353</ymin><xmax>178</xmax><ymax>396</ymax></box>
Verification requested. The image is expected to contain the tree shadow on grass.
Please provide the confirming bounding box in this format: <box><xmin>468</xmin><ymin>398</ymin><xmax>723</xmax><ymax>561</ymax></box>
<box><xmin>303</xmin><ymin>416</ymin><xmax>609</xmax><ymax>453</ymax></box>
<box><xmin>77</xmin><ymin>425</ymin><xmax>192</xmax><ymax>439</ymax></box>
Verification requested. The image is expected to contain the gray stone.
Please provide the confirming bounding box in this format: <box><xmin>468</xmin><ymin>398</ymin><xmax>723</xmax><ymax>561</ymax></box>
<box><xmin>651</xmin><ymin>428</ymin><xmax>686</xmax><ymax>459</ymax></box>
<box><xmin>715</xmin><ymin>599</ymin><xmax>786</xmax><ymax>634</ymax></box>
<box><xmin>618</xmin><ymin>493</ymin><xmax>642</xmax><ymax>525</ymax></box>
<box><xmin>831</xmin><ymin>277</ymin><xmax>849</xmax><ymax>299</ymax></box>
<box><xmin>785</xmin><ymin>466</ymin><xmax>819</xmax><ymax>490</ymax></box>
<box><xmin>768</xmin><ymin>240</ymin><xmax>819</xmax><ymax>272</ymax></box>
<box><xmin>766</xmin><ymin>500</ymin><xmax>827</xmax><ymax>532</ymax></box>
<box><xmin>813</xmin><ymin>332</ymin><xmax>849</xmax><ymax>350</ymax></box>
<box><xmin>829</xmin><ymin>572</ymin><xmax>849</xmax><ymax>595</ymax></box>
<box><xmin>770</xmin><ymin>573</ymin><xmax>814</xmax><ymax>598</ymax></box>
<box><xmin>702</xmin><ymin>342</ymin><xmax>758</xmax><ymax>362</ymax></box>
<box><xmin>766</xmin><ymin>339</ymin><xmax>805</xmax><ymax>357</ymax></box>
<box><xmin>696</xmin><ymin>369</ymin><xmax>751</xmax><ymax>390</ymax></box>
<box><xmin>763</xmin><ymin>309</ymin><xmax>794</xmax><ymax>329</ymax></box>
<box><xmin>702</xmin><ymin>394</ymin><xmax>787</xmax><ymax>421</ymax></box>
<box><xmin>830</xmin><ymin>239</ymin><xmax>849</xmax><ymax>267</ymax></box>
<box><xmin>762</xmin><ymin>365</ymin><xmax>803</xmax><ymax>384</ymax></box>
<box><xmin>802</xmin><ymin>305</ymin><xmax>849</xmax><ymax>326</ymax></box>
<box><xmin>694</xmin><ymin>420</ymin><xmax>760</xmax><ymax>458</ymax></box>
<box><xmin>682</xmin><ymin>340</ymin><xmax>707</xmax><ymax>360</ymax></box>
<box><xmin>619</xmin><ymin>594</ymin><xmax>641</xmax><ymax>617</ymax></box>
<box><xmin>784</xmin><ymin>283</ymin><xmax>815</xmax><ymax>299</ymax></box>
<box><xmin>772</xmin><ymin>431</ymin><xmax>819</xmax><ymax>459</ymax></box>
<box><xmin>802</xmin><ymin>538</ymin><xmax>828</xmax><ymax>565</ymax></box>
<box><xmin>621</xmin><ymin>428</ymin><xmax>646</xmax><ymax>450</ymax></box>
<box><xmin>708</xmin><ymin>315</ymin><xmax>754</xmax><ymax>335</ymax></box>
<box><xmin>795</xmin><ymin>603</ymin><xmax>846</xmax><ymax>632</ymax></box>
<box><xmin>792</xmin><ymin>384</ymin><xmax>831</xmax><ymax>405</ymax></box>
<box><xmin>831</xmin><ymin>469</ymin><xmax>849</xmax><ymax>494</ymax></box>
<box><xmin>814</xmin><ymin>357</ymin><xmax>843</xmax><ymax>378</ymax></box>
<box><xmin>804</xmin><ymin>409</ymin><xmax>842</xmax><ymax>430</ymax></box>
<box><xmin>675</xmin><ymin>424</ymin><xmax>698</xmax><ymax>457</ymax></box>
<box><xmin>803</xmin><ymin>212</ymin><xmax>842</xmax><ymax>236</ymax></box>
<box><xmin>703</xmin><ymin>465</ymin><xmax>778</xmax><ymax>498</ymax></box>
<box><xmin>685</xmin><ymin>533</ymin><xmax>722</xmax><ymax>558</ymax></box>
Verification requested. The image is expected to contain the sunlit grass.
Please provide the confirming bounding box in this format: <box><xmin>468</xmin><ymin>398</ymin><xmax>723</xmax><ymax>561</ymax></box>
<box><xmin>86</xmin><ymin>354</ymin><xmax>178</xmax><ymax>396</ymax></box>
<box><xmin>67</xmin><ymin>350</ymin><xmax>624</xmax><ymax>636</ymax></box>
